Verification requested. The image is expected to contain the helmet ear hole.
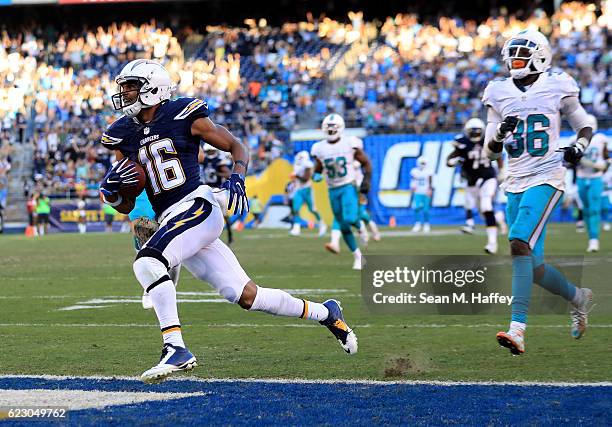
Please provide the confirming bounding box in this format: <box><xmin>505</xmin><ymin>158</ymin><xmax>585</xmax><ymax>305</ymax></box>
<box><xmin>151</xmin><ymin>88</ymin><xmax>158</xmax><ymax>94</ymax></box>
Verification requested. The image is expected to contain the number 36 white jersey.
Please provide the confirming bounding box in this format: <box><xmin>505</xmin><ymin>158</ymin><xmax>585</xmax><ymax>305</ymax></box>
<box><xmin>482</xmin><ymin>71</ymin><xmax>579</xmax><ymax>193</ymax></box>
<box><xmin>311</xmin><ymin>136</ymin><xmax>362</xmax><ymax>189</ymax></box>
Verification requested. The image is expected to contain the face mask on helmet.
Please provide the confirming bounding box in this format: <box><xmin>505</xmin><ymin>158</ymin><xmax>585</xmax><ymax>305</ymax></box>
<box><xmin>322</xmin><ymin>114</ymin><xmax>345</xmax><ymax>142</ymax></box>
<box><xmin>112</xmin><ymin>78</ymin><xmax>147</xmax><ymax>117</ymax></box>
<box><xmin>502</xmin><ymin>35</ymin><xmax>551</xmax><ymax>80</ymax></box>
<box><xmin>466</xmin><ymin>127</ymin><xmax>484</xmax><ymax>142</ymax></box>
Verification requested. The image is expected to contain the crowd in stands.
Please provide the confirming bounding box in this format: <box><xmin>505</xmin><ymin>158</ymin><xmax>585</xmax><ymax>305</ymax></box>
<box><xmin>330</xmin><ymin>1</ymin><xmax>610</xmax><ymax>132</ymax></box>
<box><xmin>0</xmin><ymin>2</ymin><xmax>609</xmax><ymax>197</ymax></box>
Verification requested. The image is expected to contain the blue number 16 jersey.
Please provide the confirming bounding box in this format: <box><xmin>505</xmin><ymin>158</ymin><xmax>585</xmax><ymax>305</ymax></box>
<box><xmin>101</xmin><ymin>97</ymin><xmax>210</xmax><ymax>218</ymax></box>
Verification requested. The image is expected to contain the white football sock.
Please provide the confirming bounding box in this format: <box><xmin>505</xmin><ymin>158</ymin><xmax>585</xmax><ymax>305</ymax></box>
<box><xmin>368</xmin><ymin>220</ymin><xmax>379</xmax><ymax>234</ymax></box>
<box><xmin>510</xmin><ymin>321</ymin><xmax>526</xmax><ymax>332</ymax></box>
<box><xmin>466</xmin><ymin>218</ymin><xmax>475</xmax><ymax>227</ymax></box>
<box><xmin>250</xmin><ymin>286</ymin><xmax>329</xmax><ymax>320</ymax></box>
<box><xmin>150</xmin><ymin>281</ymin><xmax>184</xmax><ymax>347</ymax></box>
<box><xmin>353</xmin><ymin>248</ymin><xmax>362</xmax><ymax>260</ymax></box>
<box><xmin>486</xmin><ymin>226</ymin><xmax>497</xmax><ymax>245</ymax></box>
<box><xmin>78</xmin><ymin>223</ymin><xmax>86</xmax><ymax>234</ymax></box>
<box><xmin>330</xmin><ymin>229</ymin><xmax>341</xmax><ymax>246</ymax></box>
<box><xmin>162</xmin><ymin>328</ymin><xmax>185</xmax><ymax>348</ymax></box>
<box><xmin>301</xmin><ymin>299</ymin><xmax>330</xmax><ymax>321</ymax></box>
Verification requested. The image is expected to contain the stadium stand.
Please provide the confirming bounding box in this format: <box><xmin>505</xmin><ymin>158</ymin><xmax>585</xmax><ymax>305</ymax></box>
<box><xmin>0</xmin><ymin>2</ymin><xmax>609</xmax><ymax>220</ymax></box>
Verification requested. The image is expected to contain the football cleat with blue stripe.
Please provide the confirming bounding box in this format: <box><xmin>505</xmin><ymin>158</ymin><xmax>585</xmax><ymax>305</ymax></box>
<box><xmin>320</xmin><ymin>299</ymin><xmax>358</xmax><ymax>355</ymax></box>
<box><xmin>571</xmin><ymin>288</ymin><xmax>594</xmax><ymax>339</ymax></box>
<box><xmin>141</xmin><ymin>344</ymin><xmax>197</xmax><ymax>384</ymax></box>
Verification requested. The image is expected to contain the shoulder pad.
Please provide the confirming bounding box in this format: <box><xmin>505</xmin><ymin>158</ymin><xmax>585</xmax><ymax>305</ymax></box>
<box><xmin>171</xmin><ymin>97</ymin><xmax>210</xmax><ymax>121</ymax></box>
<box><xmin>101</xmin><ymin>116</ymin><xmax>131</xmax><ymax>149</ymax></box>
<box><xmin>347</xmin><ymin>136</ymin><xmax>364</xmax><ymax>150</ymax></box>
<box><xmin>310</xmin><ymin>141</ymin><xmax>322</xmax><ymax>157</ymax></box>
<box><xmin>550</xmin><ymin>71</ymin><xmax>579</xmax><ymax>98</ymax></box>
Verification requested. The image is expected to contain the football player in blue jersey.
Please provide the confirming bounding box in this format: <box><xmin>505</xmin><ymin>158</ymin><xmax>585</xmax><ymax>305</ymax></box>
<box><xmin>198</xmin><ymin>143</ymin><xmax>234</xmax><ymax>244</ymax></box>
<box><xmin>99</xmin><ymin>60</ymin><xmax>358</xmax><ymax>384</ymax></box>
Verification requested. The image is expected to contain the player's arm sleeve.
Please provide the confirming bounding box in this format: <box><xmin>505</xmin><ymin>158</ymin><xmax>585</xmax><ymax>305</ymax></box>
<box><xmin>310</xmin><ymin>143</ymin><xmax>319</xmax><ymax>161</ymax></box>
<box><xmin>483</xmin><ymin>107</ymin><xmax>503</xmax><ymax>160</ymax></box>
<box><xmin>560</xmin><ymin>96</ymin><xmax>590</xmax><ymax>133</ymax></box>
<box><xmin>351</xmin><ymin>136</ymin><xmax>364</xmax><ymax>151</ymax></box>
<box><xmin>409</xmin><ymin>170</ymin><xmax>416</xmax><ymax>190</ymax></box>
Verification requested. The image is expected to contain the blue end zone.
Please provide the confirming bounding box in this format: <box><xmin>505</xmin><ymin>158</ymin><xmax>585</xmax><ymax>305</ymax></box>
<box><xmin>1</xmin><ymin>377</ymin><xmax>610</xmax><ymax>426</ymax></box>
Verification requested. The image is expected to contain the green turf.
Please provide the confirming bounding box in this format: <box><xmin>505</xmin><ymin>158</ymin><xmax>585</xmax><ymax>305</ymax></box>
<box><xmin>0</xmin><ymin>225</ymin><xmax>610</xmax><ymax>382</ymax></box>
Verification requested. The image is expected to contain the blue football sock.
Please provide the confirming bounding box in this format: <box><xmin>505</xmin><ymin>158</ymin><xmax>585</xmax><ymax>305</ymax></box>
<box><xmin>342</xmin><ymin>229</ymin><xmax>358</xmax><ymax>252</ymax></box>
<box><xmin>511</xmin><ymin>256</ymin><xmax>533</xmax><ymax>324</ymax></box>
<box><xmin>534</xmin><ymin>264</ymin><xmax>577</xmax><ymax>302</ymax></box>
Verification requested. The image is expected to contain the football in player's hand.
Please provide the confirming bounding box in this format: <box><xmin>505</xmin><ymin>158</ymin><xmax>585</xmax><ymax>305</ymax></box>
<box><xmin>118</xmin><ymin>160</ymin><xmax>146</xmax><ymax>199</ymax></box>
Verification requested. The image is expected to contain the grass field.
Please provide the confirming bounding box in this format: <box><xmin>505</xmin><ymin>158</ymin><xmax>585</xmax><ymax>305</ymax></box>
<box><xmin>1</xmin><ymin>224</ymin><xmax>611</xmax><ymax>383</ymax></box>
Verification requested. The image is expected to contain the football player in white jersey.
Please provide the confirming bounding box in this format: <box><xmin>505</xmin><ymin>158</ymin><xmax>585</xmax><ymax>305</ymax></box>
<box><xmin>311</xmin><ymin>113</ymin><xmax>372</xmax><ymax>270</ymax></box>
<box><xmin>289</xmin><ymin>151</ymin><xmax>326</xmax><ymax>236</ymax></box>
<box><xmin>328</xmin><ymin>140</ymin><xmax>380</xmax><ymax>251</ymax></box>
<box><xmin>483</xmin><ymin>30</ymin><xmax>594</xmax><ymax>355</ymax></box>
<box><xmin>576</xmin><ymin>115</ymin><xmax>609</xmax><ymax>252</ymax></box>
<box><xmin>410</xmin><ymin>157</ymin><xmax>433</xmax><ymax>233</ymax></box>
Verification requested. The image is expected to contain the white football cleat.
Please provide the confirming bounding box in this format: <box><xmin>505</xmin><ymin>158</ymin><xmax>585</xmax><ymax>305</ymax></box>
<box><xmin>318</xmin><ymin>221</ymin><xmax>328</xmax><ymax>237</ymax></box>
<box><xmin>325</xmin><ymin>242</ymin><xmax>340</xmax><ymax>254</ymax></box>
<box><xmin>412</xmin><ymin>222</ymin><xmax>422</xmax><ymax>233</ymax></box>
<box><xmin>141</xmin><ymin>344</ymin><xmax>197</xmax><ymax>384</ymax></box>
<box><xmin>571</xmin><ymin>288</ymin><xmax>594</xmax><ymax>339</ymax></box>
<box><xmin>461</xmin><ymin>225</ymin><xmax>475</xmax><ymax>234</ymax></box>
<box><xmin>496</xmin><ymin>328</ymin><xmax>525</xmax><ymax>355</ymax></box>
<box><xmin>289</xmin><ymin>224</ymin><xmax>301</xmax><ymax>236</ymax></box>
<box><xmin>587</xmin><ymin>239</ymin><xmax>599</xmax><ymax>253</ymax></box>
<box><xmin>423</xmin><ymin>223</ymin><xmax>431</xmax><ymax>233</ymax></box>
<box><xmin>142</xmin><ymin>292</ymin><xmax>153</xmax><ymax>310</ymax></box>
<box><xmin>484</xmin><ymin>243</ymin><xmax>498</xmax><ymax>255</ymax></box>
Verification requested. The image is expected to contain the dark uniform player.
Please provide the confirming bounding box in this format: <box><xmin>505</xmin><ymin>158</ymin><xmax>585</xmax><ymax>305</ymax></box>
<box><xmin>198</xmin><ymin>143</ymin><xmax>233</xmax><ymax>243</ymax></box>
<box><xmin>447</xmin><ymin>118</ymin><xmax>503</xmax><ymax>254</ymax></box>
<box><xmin>98</xmin><ymin>59</ymin><xmax>357</xmax><ymax>384</ymax></box>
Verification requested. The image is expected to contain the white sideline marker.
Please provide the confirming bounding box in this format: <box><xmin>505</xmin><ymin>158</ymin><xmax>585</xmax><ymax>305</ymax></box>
<box><xmin>0</xmin><ymin>389</ymin><xmax>207</xmax><ymax>410</ymax></box>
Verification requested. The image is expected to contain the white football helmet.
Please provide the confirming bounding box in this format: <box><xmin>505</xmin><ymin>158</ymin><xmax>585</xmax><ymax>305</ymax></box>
<box><xmin>322</xmin><ymin>113</ymin><xmax>345</xmax><ymax>141</ymax></box>
<box><xmin>463</xmin><ymin>118</ymin><xmax>485</xmax><ymax>142</ymax></box>
<box><xmin>203</xmin><ymin>143</ymin><xmax>219</xmax><ymax>158</ymax></box>
<box><xmin>294</xmin><ymin>150</ymin><xmax>310</xmax><ymax>165</ymax></box>
<box><xmin>501</xmin><ymin>29</ymin><xmax>552</xmax><ymax>80</ymax></box>
<box><xmin>112</xmin><ymin>59</ymin><xmax>176</xmax><ymax>117</ymax></box>
<box><xmin>417</xmin><ymin>156</ymin><xmax>427</xmax><ymax>169</ymax></box>
<box><xmin>586</xmin><ymin>114</ymin><xmax>598</xmax><ymax>133</ymax></box>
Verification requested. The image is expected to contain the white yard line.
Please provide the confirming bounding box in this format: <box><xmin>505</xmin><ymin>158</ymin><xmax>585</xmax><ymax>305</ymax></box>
<box><xmin>0</xmin><ymin>374</ymin><xmax>610</xmax><ymax>387</ymax></box>
<box><xmin>1</xmin><ymin>322</ymin><xmax>611</xmax><ymax>328</ymax></box>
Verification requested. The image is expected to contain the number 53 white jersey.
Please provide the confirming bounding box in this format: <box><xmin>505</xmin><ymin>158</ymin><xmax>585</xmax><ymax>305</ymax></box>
<box><xmin>311</xmin><ymin>136</ymin><xmax>362</xmax><ymax>189</ymax></box>
<box><xmin>482</xmin><ymin>71</ymin><xmax>579</xmax><ymax>193</ymax></box>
